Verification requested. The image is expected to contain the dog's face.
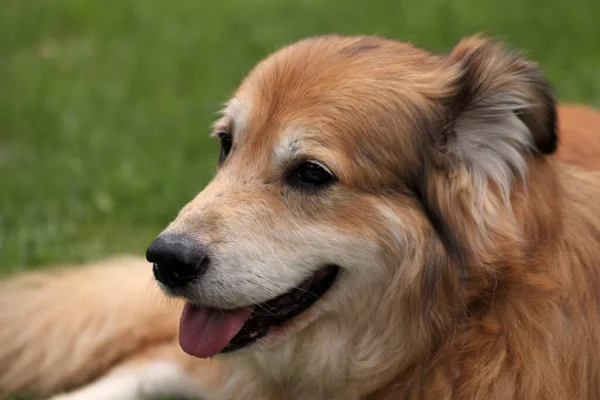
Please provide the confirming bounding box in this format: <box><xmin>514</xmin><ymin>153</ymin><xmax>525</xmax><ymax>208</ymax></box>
<box><xmin>147</xmin><ymin>35</ymin><xmax>557</xmax><ymax>380</ymax></box>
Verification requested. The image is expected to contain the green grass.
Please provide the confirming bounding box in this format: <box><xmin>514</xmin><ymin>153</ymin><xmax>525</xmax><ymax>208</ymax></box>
<box><xmin>1</xmin><ymin>0</ymin><xmax>599</xmax><ymax>275</ymax></box>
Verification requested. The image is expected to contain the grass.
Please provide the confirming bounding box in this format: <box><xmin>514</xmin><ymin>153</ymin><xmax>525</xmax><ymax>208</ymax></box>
<box><xmin>1</xmin><ymin>0</ymin><xmax>599</xmax><ymax>276</ymax></box>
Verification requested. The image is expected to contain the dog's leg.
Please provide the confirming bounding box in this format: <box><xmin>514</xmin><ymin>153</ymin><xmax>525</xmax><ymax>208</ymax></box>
<box><xmin>47</xmin><ymin>359</ymin><xmax>213</xmax><ymax>400</ymax></box>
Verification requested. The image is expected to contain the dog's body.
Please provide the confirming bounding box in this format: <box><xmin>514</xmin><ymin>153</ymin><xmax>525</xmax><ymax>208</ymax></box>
<box><xmin>2</xmin><ymin>35</ymin><xmax>600</xmax><ymax>400</ymax></box>
<box><xmin>556</xmin><ymin>103</ymin><xmax>600</xmax><ymax>170</ymax></box>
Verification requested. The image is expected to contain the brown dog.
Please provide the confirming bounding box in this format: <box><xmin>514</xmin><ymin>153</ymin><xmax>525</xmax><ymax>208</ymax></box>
<box><xmin>1</xmin><ymin>35</ymin><xmax>600</xmax><ymax>400</ymax></box>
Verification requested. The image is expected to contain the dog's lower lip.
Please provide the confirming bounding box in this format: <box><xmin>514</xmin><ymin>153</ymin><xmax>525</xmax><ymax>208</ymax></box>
<box><xmin>220</xmin><ymin>265</ymin><xmax>339</xmax><ymax>353</ymax></box>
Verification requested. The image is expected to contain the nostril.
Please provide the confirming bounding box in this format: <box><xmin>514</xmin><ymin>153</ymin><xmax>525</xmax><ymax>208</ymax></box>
<box><xmin>173</xmin><ymin>253</ymin><xmax>209</xmax><ymax>279</ymax></box>
<box><xmin>152</xmin><ymin>262</ymin><xmax>169</xmax><ymax>286</ymax></box>
<box><xmin>146</xmin><ymin>234</ymin><xmax>210</xmax><ymax>287</ymax></box>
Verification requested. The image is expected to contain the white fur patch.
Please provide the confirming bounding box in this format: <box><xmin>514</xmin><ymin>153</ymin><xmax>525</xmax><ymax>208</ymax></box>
<box><xmin>272</xmin><ymin>129</ymin><xmax>304</xmax><ymax>167</ymax></box>
<box><xmin>214</xmin><ymin>97</ymin><xmax>249</xmax><ymax>138</ymax></box>
<box><xmin>47</xmin><ymin>361</ymin><xmax>210</xmax><ymax>400</ymax></box>
<box><xmin>451</xmin><ymin>97</ymin><xmax>534</xmax><ymax>205</ymax></box>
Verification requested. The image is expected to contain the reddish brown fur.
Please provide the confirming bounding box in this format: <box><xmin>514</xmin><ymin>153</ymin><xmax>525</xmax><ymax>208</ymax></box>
<box><xmin>556</xmin><ymin>104</ymin><xmax>600</xmax><ymax>170</ymax></box>
<box><xmin>1</xmin><ymin>35</ymin><xmax>600</xmax><ymax>400</ymax></box>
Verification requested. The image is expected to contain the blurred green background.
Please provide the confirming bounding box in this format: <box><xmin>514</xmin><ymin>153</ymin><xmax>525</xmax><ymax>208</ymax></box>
<box><xmin>1</xmin><ymin>0</ymin><xmax>599</xmax><ymax>275</ymax></box>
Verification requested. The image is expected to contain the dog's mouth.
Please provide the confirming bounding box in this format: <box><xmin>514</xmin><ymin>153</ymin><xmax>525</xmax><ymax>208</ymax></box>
<box><xmin>178</xmin><ymin>265</ymin><xmax>339</xmax><ymax>358</ymax></box>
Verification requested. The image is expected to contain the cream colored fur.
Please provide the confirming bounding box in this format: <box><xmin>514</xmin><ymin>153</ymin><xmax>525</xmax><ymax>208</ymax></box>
<box><xmin>0</xmin><ymin>257</ymin><xmax>181</xmax><ymax>396</ymax></box>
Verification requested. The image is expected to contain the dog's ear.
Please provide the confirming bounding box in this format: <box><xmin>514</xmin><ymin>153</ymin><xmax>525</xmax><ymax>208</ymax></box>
<box><xmin>444</xmin><ymin>35</ymin><xmax>558</xmax><ymax>179</ymax></box>
<box><xmin>418</xmin><ymin>36</ymin><xmax>558</xmax><ymax>267</ymax></box>
<box><xmin>449</xmin><ymin>36</ymin><xmax>558</xmax><ymax>158</ymax></box>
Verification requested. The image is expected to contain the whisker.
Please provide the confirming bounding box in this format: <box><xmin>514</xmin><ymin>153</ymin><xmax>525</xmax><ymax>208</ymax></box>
<box><xmin>252</xmin><ymin>274</ymin><xmax>321</xmax><ymax>300</ymax></box>
<box><xmin>252</xmin><ymin>303</ymin><xmax>278</xmax><ymax>317</ymax></box>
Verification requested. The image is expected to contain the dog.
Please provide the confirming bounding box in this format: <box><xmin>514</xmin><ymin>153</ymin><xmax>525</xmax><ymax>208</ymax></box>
<box><xmin>1</xmin><ymin>34</ymin><xmax>600</xmax><ymax>400</ymax></box>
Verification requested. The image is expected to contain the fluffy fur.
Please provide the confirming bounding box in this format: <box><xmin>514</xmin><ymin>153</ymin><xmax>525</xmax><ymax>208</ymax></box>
<box><xmin>1</xmin><ymin>35</ymin><xmax>600</xmax><ymax>400</ymax></box>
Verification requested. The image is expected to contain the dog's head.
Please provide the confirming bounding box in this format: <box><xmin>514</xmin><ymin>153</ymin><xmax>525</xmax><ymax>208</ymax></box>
<box><xmin>147</xmin><ymin>35</ymin><xmax>557</xmax><ymax>389</ymax></box>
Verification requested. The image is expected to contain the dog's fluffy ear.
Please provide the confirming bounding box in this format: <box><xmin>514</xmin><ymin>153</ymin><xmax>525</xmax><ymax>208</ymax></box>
<box><xmin>443</xmin><ymin>36</ymin><xmax>558</xmax><ymax>193</ymax></box>
<box><xmin>419</xmin><ymin>36</ymin><xmax>558</xmax><ymax>267</ymax></box>
<box><xmin>447</xmin><ymin>35</ymin><xmax>557</xmax><ymax>154</ymax></box>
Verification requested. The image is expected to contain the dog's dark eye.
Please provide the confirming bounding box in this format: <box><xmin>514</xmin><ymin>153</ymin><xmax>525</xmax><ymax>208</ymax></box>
<box><xmin>218</xmin><ymin>132</ymin><xmax>233</xmax><ymax>163</ymax></box>
<box><xmin>289</xmin><ymin>161</ymin><xmax>336</xmax><ymax>188</ymax></box>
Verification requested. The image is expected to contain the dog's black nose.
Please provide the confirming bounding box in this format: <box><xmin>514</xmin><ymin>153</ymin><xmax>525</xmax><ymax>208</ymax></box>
<box><xmin>146</xmin><ymin>234</ymin><xmax>209</xmax><ymax>288</ymax></box>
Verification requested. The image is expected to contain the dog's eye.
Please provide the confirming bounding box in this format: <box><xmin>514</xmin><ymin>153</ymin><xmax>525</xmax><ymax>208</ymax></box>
<box><xmin>218</xmin><ymin>132</ymin><xmax>233</xmax><ymax>163</ymax></box>
<box><xmin>289</xmin><ymin>161</ymin><xmax>336</xmax><ymax>188</ymax></box>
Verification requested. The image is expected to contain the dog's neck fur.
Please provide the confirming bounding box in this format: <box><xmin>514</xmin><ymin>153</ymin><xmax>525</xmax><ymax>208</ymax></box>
<box><xmin>371</xmin><ymin>162</ymin><xmax>600</xmax><ymax>399</ymax></box>
<box><xmin>214</xmin><ymin>161</ymin><xmax>600</xmax><ymax>400</ymax></box>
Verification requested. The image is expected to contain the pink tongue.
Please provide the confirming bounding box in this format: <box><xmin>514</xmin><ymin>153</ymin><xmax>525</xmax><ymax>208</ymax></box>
<box><xmin>178</xmin><ymin>302</ymin><xmax>253</xmax><ymax>358</ymax></box>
